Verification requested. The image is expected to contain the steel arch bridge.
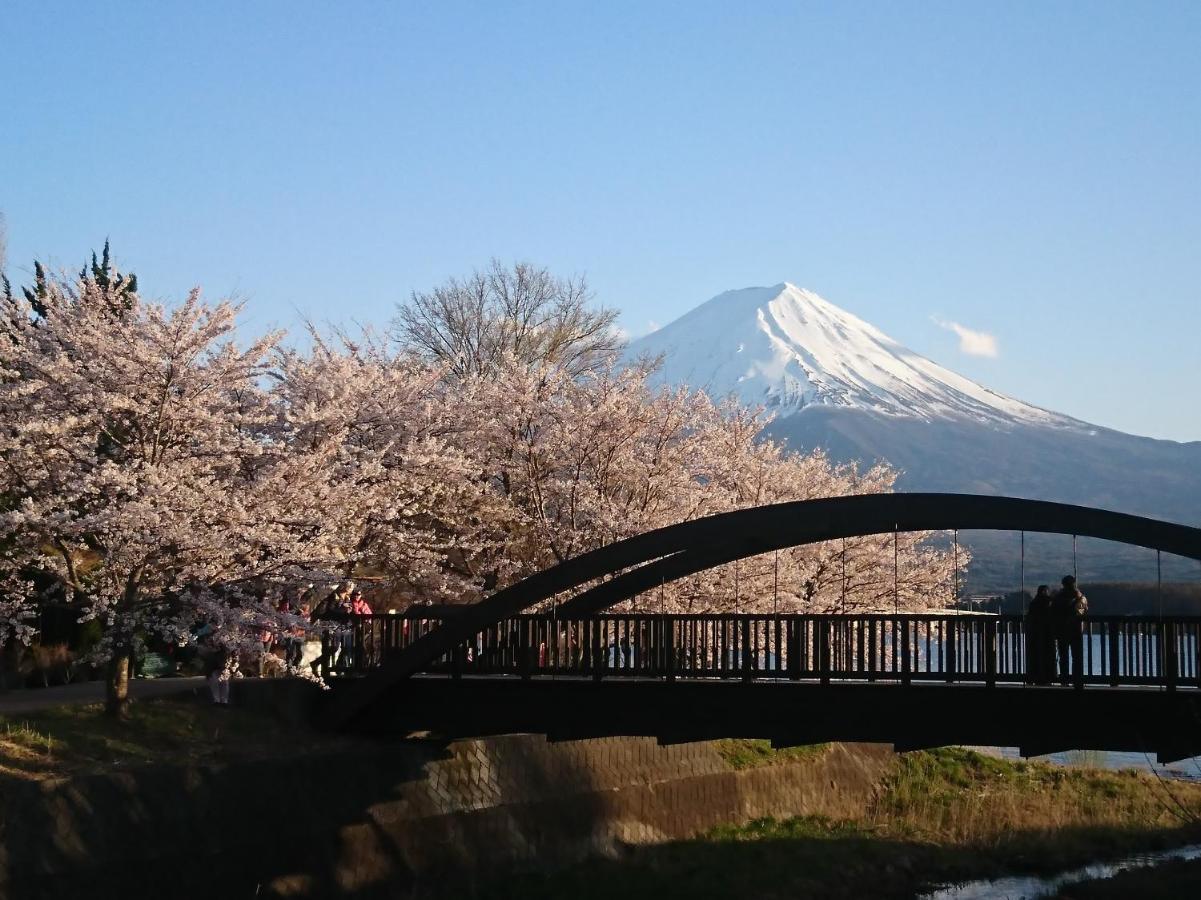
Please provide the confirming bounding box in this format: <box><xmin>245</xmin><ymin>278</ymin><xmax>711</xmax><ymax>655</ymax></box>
<box><xmin>328</xmin><ymin>493</ymin><xmax>1201</xmax><ymax>758</ymax></box>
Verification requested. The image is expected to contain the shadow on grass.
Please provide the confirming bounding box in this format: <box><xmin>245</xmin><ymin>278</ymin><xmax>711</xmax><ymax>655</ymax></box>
<box><xmin>480</xmin><ymin>817</ymin><xmax>1201</xmax><ymax>900</ymax></box>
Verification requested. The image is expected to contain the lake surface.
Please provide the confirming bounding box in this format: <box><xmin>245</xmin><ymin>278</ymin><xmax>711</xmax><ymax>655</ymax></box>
<box><xmin>971</xmin><ymin>745</ymin><xmax>1201</xmax><ymax>782</ymax></box>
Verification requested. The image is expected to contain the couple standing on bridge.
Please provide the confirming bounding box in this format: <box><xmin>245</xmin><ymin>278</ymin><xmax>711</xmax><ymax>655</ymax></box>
<box><xmin>1027</xmin><ymin>575</ymin><xmax>1089</xmax><ymax>687</ymax></box>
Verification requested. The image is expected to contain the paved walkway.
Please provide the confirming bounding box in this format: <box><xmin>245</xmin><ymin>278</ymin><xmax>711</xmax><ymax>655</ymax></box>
<box><xmin>0</xmin><ymin>676</ymin><xmax>205</xmax><ymax>715</ymax></box>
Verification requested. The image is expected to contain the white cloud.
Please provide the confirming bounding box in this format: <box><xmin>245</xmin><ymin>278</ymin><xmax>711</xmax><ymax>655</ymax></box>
<box><xmin>932</xmin><ymin>316</ymin><xmax>999</xmax><ymax>358</ymax></box>
<box><xmin>614</xmin><ymin>320</ymin><xmax>659</xmax><ymax>342</ymax></box>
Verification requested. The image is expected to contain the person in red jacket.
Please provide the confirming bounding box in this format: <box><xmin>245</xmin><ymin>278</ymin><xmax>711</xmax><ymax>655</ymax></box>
<box><xmin>345</xmin><ymin>588</ymin><xmax>373</xmax><ymax>668</ymax></box>
<box><xmin>350</xmin><ymin>589</ymin><xmax>372</xmax><ymax>616</ymax></box>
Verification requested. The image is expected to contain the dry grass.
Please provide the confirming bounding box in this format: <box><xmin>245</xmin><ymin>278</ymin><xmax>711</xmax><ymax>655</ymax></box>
<box><xmin>0</xmin><ymin>719</ymin><xmax>56</xmax><ymax>769</ymax></box>
<box><xmin>875</xmin><ymin>747</ymin><xmax>1201</xmax><ymax>842</ymax></box>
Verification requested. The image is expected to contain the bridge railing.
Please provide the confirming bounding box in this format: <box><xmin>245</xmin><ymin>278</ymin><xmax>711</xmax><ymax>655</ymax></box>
<box><xmin>326</xmin><ymin>611</ymin><xmax>1201</xmax><ymax>689</ymax></box>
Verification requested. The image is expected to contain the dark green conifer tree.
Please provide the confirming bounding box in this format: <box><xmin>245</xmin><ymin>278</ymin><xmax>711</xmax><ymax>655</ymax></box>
<box><xmin>21</xmin><ymin>261</ymin><xmax>51</xmax><ymax>318</ymax></box>
<box><xmin>80</xmin><ymin>239</ymin><xmax>137</xmax><ymax>307</ymax></box>
<box><xmin>12</xmin><ymin>240</ymin><xmax>138</xmax><ymax>319</ymax></box>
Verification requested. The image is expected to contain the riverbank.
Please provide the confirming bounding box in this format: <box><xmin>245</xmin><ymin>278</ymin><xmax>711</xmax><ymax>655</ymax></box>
<box><xmin>487</xmin><ymin>746</ymin><xmax>1201</xmax><ymax>899</ymax></box>
<box><xmin>2</xmin><ymin>688</ymin><xmax>1199</xmax><ymax>898</ymax></box>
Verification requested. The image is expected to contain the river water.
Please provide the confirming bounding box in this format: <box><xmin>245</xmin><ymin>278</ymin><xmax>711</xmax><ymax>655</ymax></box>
<box><xmin>917</xmin><ymin>843</ymin><xmax>1201</xmax><ymax>900</ymax></box>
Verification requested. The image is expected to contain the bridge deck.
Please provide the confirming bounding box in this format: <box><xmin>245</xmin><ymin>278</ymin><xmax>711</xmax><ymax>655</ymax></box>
<box><xmin>323</xmin><ymin>494</ymin><xmax>1201</xmax><ymax>750</ymax></box>
<box><xmin>333</xmin><ymin>674</ymin><xmax>1201</xmax><ymax>763</ymax></box>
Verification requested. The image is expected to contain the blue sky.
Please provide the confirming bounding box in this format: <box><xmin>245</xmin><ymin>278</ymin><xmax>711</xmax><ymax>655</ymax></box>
<box><xmin>3</xmin><ymin>1</ymin><xmax>1199</xmax><ymax>440</ymax></box>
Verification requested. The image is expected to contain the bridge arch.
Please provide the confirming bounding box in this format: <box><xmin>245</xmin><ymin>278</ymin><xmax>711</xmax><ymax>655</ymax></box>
<box><xmin>333</xmin><ymin>493</ymin><xmax>1201</xmax><ymax>725</ymax></box>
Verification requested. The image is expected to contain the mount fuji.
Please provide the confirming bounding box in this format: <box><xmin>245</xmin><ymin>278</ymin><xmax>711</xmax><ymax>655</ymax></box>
<box><xmin>627</xmin><ymin>283</ymin><xmax>1201</xmax><ymax>588</ymax></box>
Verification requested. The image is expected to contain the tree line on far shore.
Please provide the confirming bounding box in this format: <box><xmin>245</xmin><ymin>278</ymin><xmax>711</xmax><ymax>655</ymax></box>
<box><xmin>0</xmin><ymin>246</ymin><xmax>963</xmax><ymax>716</ymax></box>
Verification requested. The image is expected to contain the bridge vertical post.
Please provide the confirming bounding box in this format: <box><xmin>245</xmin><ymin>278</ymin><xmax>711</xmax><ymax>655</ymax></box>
<box><xmin>787</xmin><ymin>619</ymin><xmax>800</xmax><ymax>680</ymax></box>
<box><xmin>664</xmin><ymin>616</ymin><xmax>675</xmax><ymax>682</ymax></box>
<box><xmin>1108</xmin><ymin>624</ymin><xmax>1120</xmax><ymax>687</ymax></box>
<box><xmin>741</xmin><ymin>617</ymin><xmax>752</xmax><ymax>682</ymax></box>
<box><xmin>1163</xmin><ymin>620</ymin><xmax>1178</xmax><ymax>692</ymax></box>
<box><xmin>592</xmin><ymin>619</ymin><xmax>604</xmax><ymax>681</ymax></box>
<box><xmin>900</xmin><ymin>618</ymin><xmax>911</xmax><ymax>686</ymax></box>
<box><xmin>519</xmin><ymin>618</ymin><xmax>533</xmax><ymax>680</ymax></box>
<box><xmin>819</xmin><ymin>619</ymin><xmax>831</xmax><ymax>685</ymax></box>
<box><xmin>1194</xmin><ymin>622</ymin><xmax>1201</xmax><ymax>689</ymax></box>
<box><xmin>945</xmin><ymin>617</ymin><xmax>956</xmax><ymax>683</ymax></box>
<box><xmin>867</xmin><ymin>618</ymin><xmax>877</xmax><ymax>681</ymax></box>
<box><xmin>984</xmin><ymin>618</ymin><xmax>997</xmax><ymax>688</ymax></box>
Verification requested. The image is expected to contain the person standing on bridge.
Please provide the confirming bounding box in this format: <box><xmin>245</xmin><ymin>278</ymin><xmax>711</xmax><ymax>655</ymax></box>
<box><xmin>1027</xmin><ymin>585</ymin><xmax>1055</xmax><ymax>685</ymax></box>
<box><xmin>1052</xmin><ymin>575</ymin><xmax>1089</xmax><ymax>688</ymax></box>
<box><xmin>350</xmin><ymin>588</ymin><xmax>372</xmax><ymax>617</ymax></box>
<box><xmin>311</xmin><ymin>581</ymin><xmax>355</xmax><ymax>677</ymax></box>
<box><xmin>347</xmin><ymin>588</ymin><xmax>372</xmax><ymax>669</ymax></box>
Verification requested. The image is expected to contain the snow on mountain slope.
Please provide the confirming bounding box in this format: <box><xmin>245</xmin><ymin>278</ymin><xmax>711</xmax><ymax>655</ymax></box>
<box><xmin>625</xmin><ymin>282</ymin><xmax>1201</xmax><ymax>588</ymax></box>
<box><xmin>627</xmin><ymin>283</ymin><xmax>1077</xmax><ymax>429</ymax></box>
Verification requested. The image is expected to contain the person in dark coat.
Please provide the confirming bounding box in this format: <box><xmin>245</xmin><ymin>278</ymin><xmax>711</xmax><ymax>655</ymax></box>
<box><xmin>311</xmin><ymin>581</ymin><xmax>354</xmax><ymax>676</ymax></box>
<box><xmin>311</xmin><ymin>581</ymin><xmax>353</xmax><ymax>623</ymax></box>
<box><xmin>1026</xmin><ymin>585</ymin><xmax>1055</xmax><ymax>685</ymax></box>
<box><xmin>1051</xmin><ymin>575</ymin><xmax>1089</xmax><ymax>687</ymax></box>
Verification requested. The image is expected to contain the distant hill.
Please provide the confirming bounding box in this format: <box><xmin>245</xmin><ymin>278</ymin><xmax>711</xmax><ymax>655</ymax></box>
<box><xmin>983</xmin><ymin>583</ymin><xmax>1201</xmax><ymax>616</ymax></box>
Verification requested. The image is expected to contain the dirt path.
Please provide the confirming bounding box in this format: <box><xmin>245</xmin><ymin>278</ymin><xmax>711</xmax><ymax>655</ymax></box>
<box><xmin>0</xmin><ymin>677</ymin><xmax>206</xmax><ymax>714</ymax></box>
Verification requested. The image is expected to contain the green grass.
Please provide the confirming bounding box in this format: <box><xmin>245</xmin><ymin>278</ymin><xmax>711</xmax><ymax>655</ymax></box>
<box><xmin>877</xmin><ymin>747</ymin><xmax>1201</xmax><ymax>846</ymax></box>
<box><xmin>0</xmin><ymin>694</ymin><xmax>353</xmax><ymax>780</ymax></box>
<box><xmin>483</xmin><ymin>748</ymin><xmax>1201</xmax><ymax>900</ymax></box>
<box><xmin>714</xmin><ymin>738</ymin><xmax>829</xmax><ymax>770</ymax></box>
<box><xmin>2</xmin><ymin>720</ymin><xmax>55</xmax><ymax>759</ymax></box>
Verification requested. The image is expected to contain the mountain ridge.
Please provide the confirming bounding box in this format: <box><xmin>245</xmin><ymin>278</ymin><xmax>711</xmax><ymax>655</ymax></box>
<box><xmin>626</xmin><ymin>283</ymin><xmax>1201</xmax><ymax>589</ymax></box>
<box><xmin>628</xmin><ymin>282</ymin><xmax>1077</xmax><ymax>430</ymax></box>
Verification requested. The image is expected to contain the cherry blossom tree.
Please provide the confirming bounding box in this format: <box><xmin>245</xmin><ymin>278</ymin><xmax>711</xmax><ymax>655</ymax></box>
<box><xmin>270</xmin><ymin>328</ymin><xmax>497</xmax><ymax>602</ymax></box>
<box><xmin>0</xmin><ymin>272</ymin><xmax>300</xmax><ymax>716</ymax></box>
<box><xmin>457</xmin><ymin>357</ymin><xmax>965</xmax><ymax>614</ymax></box>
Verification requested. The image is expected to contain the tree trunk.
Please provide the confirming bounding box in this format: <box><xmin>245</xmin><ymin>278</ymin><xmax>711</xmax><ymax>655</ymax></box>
<box><xmin>0</xmin><ymin>640</ymin><xmax>23</xmax><ymax>691</ymax></box>
<box><xmin>106</xmin><ymin>648</ymin><xmax>132</xmax><ymax>719</ymax></box>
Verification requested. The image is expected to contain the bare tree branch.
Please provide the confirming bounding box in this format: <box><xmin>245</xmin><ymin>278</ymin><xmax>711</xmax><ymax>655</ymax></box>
<box><xmin>394</xmin><ymin>259</ymin><xmax>625</xmax><ymax>378</ymax></box>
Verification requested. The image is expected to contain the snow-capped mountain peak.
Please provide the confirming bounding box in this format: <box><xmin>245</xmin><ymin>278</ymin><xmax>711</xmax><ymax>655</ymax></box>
<box><xmin>626</xmin><ymin>283</ymin><xmax>1071</xmax><ymax>428</ymax></box>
